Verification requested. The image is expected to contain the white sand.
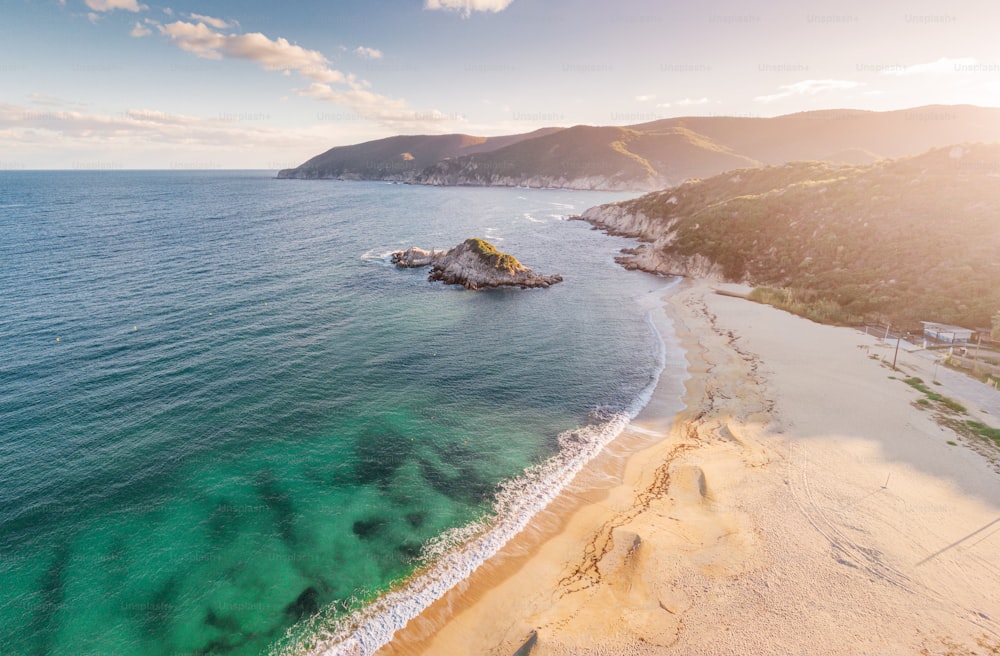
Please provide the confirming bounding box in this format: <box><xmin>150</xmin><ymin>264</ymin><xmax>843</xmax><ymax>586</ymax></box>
<box><xmin>378</xmin><ymin>280</ymin><xmax>1000</xmax><ymax>656</ymax></box>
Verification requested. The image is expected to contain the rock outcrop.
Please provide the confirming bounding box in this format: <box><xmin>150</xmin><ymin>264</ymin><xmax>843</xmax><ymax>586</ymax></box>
<box><xmin>391</xmin><ymin>238</ymin><xmax>562</xmax><ymax>290</ymax></box>
<box><xmin>575</xmin><ymin>205</ymin><xmax>725</xmax><ymax>280</ymax></box>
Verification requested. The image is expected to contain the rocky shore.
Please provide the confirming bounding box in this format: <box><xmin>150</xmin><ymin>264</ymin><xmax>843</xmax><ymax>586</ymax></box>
<box><xmin>391</xmin><ymin>238</ymin><xmax>563</xmax><ymax>290</ymax></box>
<box><xmin>574</xmin><ymin>204</ymin><xmax>724</xmax><ymax>279</ymax></box>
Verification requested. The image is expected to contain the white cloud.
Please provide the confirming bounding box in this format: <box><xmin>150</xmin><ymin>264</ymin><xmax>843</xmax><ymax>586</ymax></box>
<box><xmin>355</xmin><ymin>46</ymin><xmax>383</xmax><ymax>60</ymax></box>
<box><xmin>0</xmin><ymin>103</ymin><xmax>258</xmax><ymax>144</ymax></box>
<box><xmin>754</xmin><ymin>79</ymin><xmax>862</xmax><ymax>103</ymax></box>
<box><xmin>155</xmin><ymin>20</ymin><xmax>455</xmax><ymax>130</ymax></box>
<box><xmin>424</xmin><ymin>0</ymin><xmax>515</xmax><ymax>15</ymax></box>
<box><xmin>0</xmin><ymin>101</ymin><xmax>394</xmax><ymax>168</ymax></box>
<box><xmin>299</xmin><ymin>82</ymin><xmax>462</xmax><ymax>129</ymax></box>
<box><xmin>635</xmin><ymin>94</ymin><xmax>656</xmax><ymax>102</ymax></box>
<box><xmin>882</xmin><ymin>57</ymin><xmax>978</xmax><ymax>76</ymax></box>
<box><xmin>28</xmin><ymin>93</ymin><xmax>87</xmax><ymax>108</ymax></box>
<box><xmin>85</xmin><ymin>0</ymin><xmax>144</xmax><ymax>12</ymax></box>
<box><xmin>130</xmin><ymin>20</ymin><xmax>151</xmax><ymax>37</ymax></box>
<box><xmin>187</xmin><ymin>13</ymin><xmax>232</xmax><ymax>29</ymax></box>
<box><xmin>655</xmin><ymin>97</ymin><xmax>709</xmax><ymax>108</ymax></box>
<box><xmin>158</xmin><ymin>21</ymin><xmax>344</xmax><ymax>83</ymax></box>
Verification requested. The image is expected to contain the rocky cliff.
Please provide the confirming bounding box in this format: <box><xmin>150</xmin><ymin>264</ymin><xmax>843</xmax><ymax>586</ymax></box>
<box><xmin>576</xmin><ymin>205</ymin><xmax>725</xmax><ymax>279</ymax></box>
<box><xmin>392</xmin><ymin>239</ymin><xmax>562</xmax><ymax>290</ymax></box>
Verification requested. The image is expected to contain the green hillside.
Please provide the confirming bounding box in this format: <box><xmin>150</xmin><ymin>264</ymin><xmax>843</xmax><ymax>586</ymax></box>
<box><xmin>595</xmin><ymin>143</ymin><xmax>1000</xmax><ymax>328</ymax></box>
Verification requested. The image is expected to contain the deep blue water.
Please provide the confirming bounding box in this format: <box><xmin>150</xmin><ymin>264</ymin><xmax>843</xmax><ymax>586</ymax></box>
<box><xmin>0</xmin><ymin>171</ymin><xmax>671</xmax><ymax>655</ymax></box>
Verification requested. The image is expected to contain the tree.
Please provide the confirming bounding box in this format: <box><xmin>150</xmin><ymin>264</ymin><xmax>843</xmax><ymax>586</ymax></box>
<box><xmin>993</xmin><ymin>312</ymin><xmax>1000</xmax><ymax>340</ymax></box>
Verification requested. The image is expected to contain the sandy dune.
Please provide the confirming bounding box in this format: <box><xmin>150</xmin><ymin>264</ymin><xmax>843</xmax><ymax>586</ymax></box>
<box><xmin>378</xmin><ymin>280</ymin><xmax>1000</xmax><ymax>656</ymax></box>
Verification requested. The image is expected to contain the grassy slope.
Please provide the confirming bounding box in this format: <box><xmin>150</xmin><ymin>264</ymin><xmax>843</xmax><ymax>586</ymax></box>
<box><xmin>610</xmin><ymin>144</ymin><xmax>1000</xmax><ymax>327</ymax></box>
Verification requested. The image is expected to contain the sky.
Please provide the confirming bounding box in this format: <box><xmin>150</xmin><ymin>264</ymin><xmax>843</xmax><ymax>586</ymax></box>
<box><xmin>2</xmin><ymin>0</ymin><xmax>1000</xmax><ymax>169</ymax></box>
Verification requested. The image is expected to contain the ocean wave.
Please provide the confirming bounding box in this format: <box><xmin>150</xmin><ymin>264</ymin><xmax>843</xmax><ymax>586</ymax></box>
<box><xmin>279</xmin><ymin>280</ymin><xmax>682</xmax><ymax>656</ymax></box>
<box><xmin>360</xmin><ymin>248</ymin><xmax>396</xmax><ymax>265</ymax></box>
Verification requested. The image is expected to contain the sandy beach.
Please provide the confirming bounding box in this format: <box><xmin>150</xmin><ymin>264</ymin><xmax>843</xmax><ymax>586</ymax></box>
<box><xmin>377</xmin><ymin>279</ymin><xmax>1000</xmax><ymax>656</ymax></box>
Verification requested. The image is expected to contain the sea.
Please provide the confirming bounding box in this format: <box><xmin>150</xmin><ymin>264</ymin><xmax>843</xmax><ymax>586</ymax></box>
<box><xmin>0</xmin><ymin>171</ymin><xmax>685</xmax><ymax>656</ymax></box>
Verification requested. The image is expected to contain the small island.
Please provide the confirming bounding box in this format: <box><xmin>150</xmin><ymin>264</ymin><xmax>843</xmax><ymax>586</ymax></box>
<box><xmin>391</xmin><ymin>238</ymin><xmax>563</xmax><ymax>290</ymax></box>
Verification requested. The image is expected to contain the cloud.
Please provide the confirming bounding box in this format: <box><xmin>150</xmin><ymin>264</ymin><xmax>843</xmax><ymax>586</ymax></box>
<box><xmin>158</xmin><ymin>21</ymin><xmax>344</xmax><ymax>83</ymax></box>
<box><xmin>424</xmin><ymin>0</ymin><xmax>515</xmax><ymax>15</ymax></box>
<box><xmin>635</xmin><ymin>94</ymin><xmax>656</xmax><ymax>102</ymax></box>
<box><xmin>85</xmin><ymin>0</ymin><xmax>144</xmax><ymax>12</ymax></box>
<box><xmin>130</xmin><ymin>20</ymin><xmax>152</xmax><ymax>37</ymax></box>
<box><xmin>355</xmin><ymin>46</ymin><xmax>383</xmax><ymax>60</ymax></box>
<box><xmin>299</xmin><ymin>83</ymin><xmax>461</xmax><ymax>129</ymax></box>
<box><xmin>754</xmin><ymin>79</ymin><xmax>862</xmax><ymax>103</ymax></box>
<box><xmin>28</xmin><ymin>93</ymin><xmax>87</xmax><ymax>108</ymax></box>
<box><xmin>882</xmin><ymin>57</ymin><xmax>978</xmax><ymax>76</ymax></box>
<box><xmin>655</xmin><ymin>97</ymin><xmax>709</xmax><ymax>108</ymax></box>
<box><xmin>0</xmin><ymin>102</ymin><xmax>317</xmax><ymax>150</ymax></box>
<box><xmin>187</xmin><ymin>13</ymin><xmax>232</xmax><ymax>29</ymax></box>
<box><xmin>155</xmin><ymin>20</ymin><xmax>456</xmax><ymax>130</ymax></box>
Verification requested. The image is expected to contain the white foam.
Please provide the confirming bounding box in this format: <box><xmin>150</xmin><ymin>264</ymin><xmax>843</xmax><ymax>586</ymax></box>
<box><xmin>360</xmin><ymin>248</ymin><xmax>395</xmax><ymax>263</ymax></box>
<box><xmin>283</xmin><ymin>279</ymin><xmax>685</xmax><ymax>656</ymax></box>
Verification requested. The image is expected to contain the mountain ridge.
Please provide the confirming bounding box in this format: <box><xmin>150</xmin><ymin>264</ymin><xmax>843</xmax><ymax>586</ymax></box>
<box><xmin>278</xmin><ymin>105</ymin><xmax>1000</xmax><ymax>191</ymax></box>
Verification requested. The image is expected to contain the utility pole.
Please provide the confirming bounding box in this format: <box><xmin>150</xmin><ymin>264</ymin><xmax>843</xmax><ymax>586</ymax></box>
<box><xmin>892</xmin><ymin>333</ymin><xmax>902</xmax><ymax>370</ymax></box>
<box><xmin>973</xmin><ymin>333</ymin><xmax>982</xmax><ymax>374</ymax></box>
<box><xmin>884</xmin><ymin>323</ymin><xmax>891</xmax><ymax>341</ymax></box>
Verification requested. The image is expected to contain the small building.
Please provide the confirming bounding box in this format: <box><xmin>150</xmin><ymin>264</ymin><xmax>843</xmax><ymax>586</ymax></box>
<box><xmin>921</xmin><ymin>321</ymin><xmax>974</xmax><ymax>344</ymax></box>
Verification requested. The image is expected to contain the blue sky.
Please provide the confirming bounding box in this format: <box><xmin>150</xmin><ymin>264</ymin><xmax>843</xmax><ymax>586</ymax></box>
<box><xmin>2</xmin><ymin>0</ymin><xmax>1000</xmax><ymax>168</ymax></box>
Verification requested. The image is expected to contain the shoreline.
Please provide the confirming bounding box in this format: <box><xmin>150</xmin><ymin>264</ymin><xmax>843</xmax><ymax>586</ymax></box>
<box><xmin>377</xmin><ymin>279</ymin><xmax>1000</xmax><ymax>655</ymax></box>
<box><xmin>300</xmin><ymin>277</ymin><xmax>686</xmax><ymax>656</ymax></box>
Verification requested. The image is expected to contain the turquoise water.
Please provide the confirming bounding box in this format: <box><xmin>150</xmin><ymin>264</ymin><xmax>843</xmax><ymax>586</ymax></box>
<box><xmin>0</xmin><ymin>172</ymin><xmax>672</xmax><ymax>655</ymax></box>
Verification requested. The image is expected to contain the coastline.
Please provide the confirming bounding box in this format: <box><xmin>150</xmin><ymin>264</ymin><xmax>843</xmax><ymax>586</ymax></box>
<box><xmin>377</xmin><ymin>278</ymin><xmax>1000</xmax><ymax>655</ymax></box>
<box><xmin>298</xmin><ymin>277</ymin><xmax>683</xmax><ymax>656</ymax></box>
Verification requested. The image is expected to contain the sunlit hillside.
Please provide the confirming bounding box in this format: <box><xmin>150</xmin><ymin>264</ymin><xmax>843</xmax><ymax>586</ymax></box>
<box><xmin>591</xmin><ymin>143</ymin><xmax>1000</xmax><ymax>328</ymax></box>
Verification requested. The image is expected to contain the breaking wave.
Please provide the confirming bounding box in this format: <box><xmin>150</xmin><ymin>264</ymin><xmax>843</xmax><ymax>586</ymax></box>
<box><xmin>275</xmin><ymin>280</ymin><xmax>682</xmax><ymax>656</ymax></box>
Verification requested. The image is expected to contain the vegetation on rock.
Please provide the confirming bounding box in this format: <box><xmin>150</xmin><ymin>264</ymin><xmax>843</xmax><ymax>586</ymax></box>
<box><xmin>591</xmin><ymin>143</ymin><xmax>1000</xmax><ymax>328</ymax></box>
<box><xmin>391</xmin><ymin>239</ymin><xmax>560</xmax><ymax>290</ymax></box>
<box><xmin>463</xmin><ymin>238</ymin><xmax>523</xmax><ymax>274</ymax></box>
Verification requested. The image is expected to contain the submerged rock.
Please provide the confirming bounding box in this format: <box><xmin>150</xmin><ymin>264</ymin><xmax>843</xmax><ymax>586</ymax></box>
<box><xmin>391</xmin><ymin>238</ymin><xmax>563</xmax><ymax>290</ymax></box>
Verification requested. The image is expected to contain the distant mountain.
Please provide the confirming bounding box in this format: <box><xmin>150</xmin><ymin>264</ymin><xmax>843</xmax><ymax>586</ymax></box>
<box><xmin>580</xmin><ymin>143</ymin><xmax>1000</xmax><ymax>328</ymax></box>
<box><xmin>278</xmin><ymin>105</ymin><xmax>1000</xmax><ymax>191</ymax></box>
<box><xmin>277</xmin><ymin>129</ymin><xmax>560</xmax><ymax>181</ymax></box>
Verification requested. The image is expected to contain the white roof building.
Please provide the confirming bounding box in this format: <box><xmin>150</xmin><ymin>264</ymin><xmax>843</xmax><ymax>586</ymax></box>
<box><xmin>920</xmin><ymin>322</ymin><xmax>975</xmax><ymax>344</ymax></box>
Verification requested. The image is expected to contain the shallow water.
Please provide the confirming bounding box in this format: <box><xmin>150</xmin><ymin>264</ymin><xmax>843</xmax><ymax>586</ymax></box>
<box><xmin>0</xmin><ymin>172</ymin><xmax>675</xmax><ymax>655</ymax></box>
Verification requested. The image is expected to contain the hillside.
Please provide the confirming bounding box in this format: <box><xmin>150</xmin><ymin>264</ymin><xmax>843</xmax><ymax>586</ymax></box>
<box><xmin>412</xmin><ymin>124</ymin><xmax>759</xmax><ymax>190</ymax></box>
<box><xmin>278</xmin><ymin>128</ymin><xmax>561</xmax><ymax>181</ymax></box>
<box><xmin>278</xmin><ymin>105</ymin><xmax>1000</xmax><ymax>190</ymax></box>
<box><xmin>580</xmin><ymin>143</ymin><xmax>1000</xmax><ymax>328</ymax></box>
